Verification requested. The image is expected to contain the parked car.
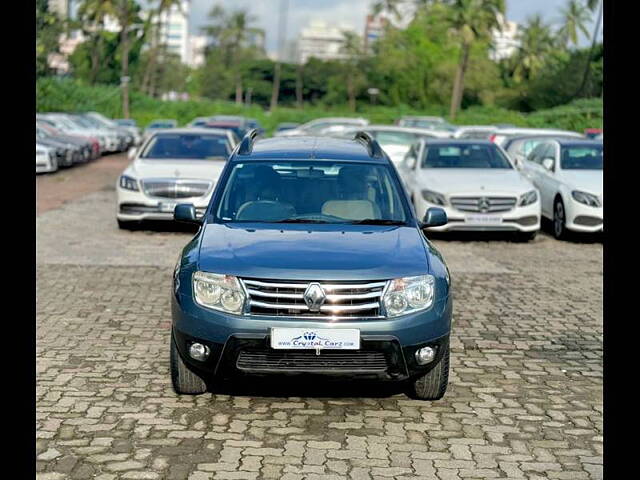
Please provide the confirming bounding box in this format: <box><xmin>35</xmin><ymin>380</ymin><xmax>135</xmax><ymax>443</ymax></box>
<box><xmin>169</xmin><ymin>131</ymin><xmax>452</xmax><ymax>400</ymax></box>
<box><xmin>143</xmin><ymin>119</ymin><xmax>178</xmax><ymax>143</ymax></box>
<box><xmin>37</xmin><ymin>119</ymin><xmax>101</xmax><ymax>159</ymax></box>
<box><xmin>188</xmin><ymin>117</ymin><xmax>211</xmax><ymax>128</ymax></box>
<box><xmin>501</xmin><ymin>134</ymin><xmax>589</xmax><ymax>169</ymax></box>
<box><xmin>335</xmin><ymin>125</ymin><xmax>450</xmax><ymax>166</ymax></box>
<box><xmin>113</xmin><ymin>118</ymin><xmax>143</xmax><ymax>145</ymax></box>
<box><xmin>36</xmin><ymin>123</ymin><xmax>93</xmax><ymax>163</ymax></box>
<box><xmin>584</xmin><ymin>128</ymin><xmax>602</xmax><ymax>139</ymax></box>
<box><xmin>38</xmin><ymin>113</ymin><xmax>113</xmax><ymax>153</ymax></box>
<box><xmin>65</xmin><ymin>113</ymin><xmax>124</xmax><ymax>152</ymax></box>
<box><xmin>452</xmin><ymin>125</ymin><xmax>497</xmax><ymax>140</ymax></box>
<box><xmin>275</xmin><ymin>122</ymin><xmax>300</xmax><ymax>134</ymax></box>
<box><xmin>521</xmin><ymin>139</ymin><xmax>602</xmax><ymax>239</ymax></box>
<box><xmin>35</xmin><ymin>131</ymin><xmax>75</xmax><ymax>168</ymax></box>
<box><xmin>397</xmin><ymin>116</ymin><xmax>457</xmax><ymax>135</ymax></box>
<box><xmin>204</xmin><ymin>120</ymin><xmax>246</xmax><ymax>141</ymax></box>
<box><xmin>273</xmin><ymin>117</ymin><xmax>369</xmax><ymax>137</ymax></box>
<box><xmin>116</xmin><ymin>128</ymin><xmax>237</xmax><ymax>229</ymax></box>
<box><xmin>83</xmin><ymin>112</ymin><xmax>134</xmax><ymax>150</ymax></box>
<box><xmin>36</xmin><ymin>126</ymin><xmax>85</xmax><ymax>166</ymax></box>
<box><xmin>398</xmin><ymin>139</ymin><xmax>540</xmax><ymax>241</ymax></box>
<box><xmin>490</xmin><ymin>128</ymin><xmax>583</xmax><ymax>147</ymax></box>
<box><xmin>36</xmin><ymin>143</ymin><xmax>57</xmax><ymax>174</ymax></box>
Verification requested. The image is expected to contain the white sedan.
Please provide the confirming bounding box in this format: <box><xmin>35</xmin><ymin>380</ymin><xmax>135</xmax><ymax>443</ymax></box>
<box><xmin>36</xmin><ymin>144</ymin><xmax>57</xmax><ymax>173</ymax></box>
<box><xmin>398</xmin><ymin>139</ymin><xmax>541</xmax><ymax>241</ymax></box>
<box><xmin>115</xmin><ymin>128</ymin><xmax>237</xmax><ymax>229</ymax></box>
<box><xmin>521</xmin><ymin>138</ymin><xmax>602</xmax><ymax>239</ymax></box>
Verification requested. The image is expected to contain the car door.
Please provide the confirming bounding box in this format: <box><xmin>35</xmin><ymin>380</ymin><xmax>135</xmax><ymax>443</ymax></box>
<box><xmin>521</xmin><ymin>142</ymin><xmax>546</xmax><ymax>183</ymax></box>
<box><xmin>536</xmin><ymin>143</ymin><xmax>561</xmax><ymax>217</ymax></box>
<box><xmin>399</xmin><ymin>143</ymin><xmax>419</xmax><ymax>192</ymax></box>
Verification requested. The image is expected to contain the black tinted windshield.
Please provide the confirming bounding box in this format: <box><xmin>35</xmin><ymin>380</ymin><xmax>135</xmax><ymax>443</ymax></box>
<box><xmin>141</xmin><ymin>134</ymin><xmax>230</xmax><ymax>159</ymax></box>
<box><xmin>215</xmin><ymin>161</ymin><xmax>409</xmax><ymax>224</ymax></box>
<box><xmin>561</xmin><ymin>144</ymin><xmax>603</xmax><ymax>170</ymax></box>
<box><xmin>422</xmin><ymin>144</ymin><xmax>512</xmax><ymax>169</ymax></box>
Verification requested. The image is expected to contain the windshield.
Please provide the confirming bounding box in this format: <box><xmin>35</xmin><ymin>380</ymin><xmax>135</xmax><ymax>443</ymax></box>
<box><xmin>149</xmin><ymin>122</ymin><xmax>175</xmax><ymax>129</ymax></box>
<box><xmin>141</xmin><ymin>134</ymin><xmax>231</xmax><ymax>159</ymax></box>
<box><xmin>422</xmin><ymin>144</ymin><xmax>513</xmax><ymax>169</ymax></box>
<box><xmin>561</xmin><ymin>145</ymin><xmax>603</xmax><ymax>170</ymax></box>
<box><xmin>215</xmin><ymin>161</ymin><xmax>409</xmax><ymax>225</ymax></box>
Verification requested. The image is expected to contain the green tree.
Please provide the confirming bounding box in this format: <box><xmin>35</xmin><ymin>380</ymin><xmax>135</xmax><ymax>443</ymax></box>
<box><xmin>76</xmin><ymin>0</ymin><xmax>116</xmax><ymax>84</ymax></box>
<box><xmin>557</xmin><ymin>0</ymin><xmax>591</xmax><ymax>48</ymax></box>
<box><xmin>36</xmin><ymin>0</ymin><xmax>64</xmax><ymax>77</ymax></box>
<box><xmin>512</xmin><ymin>14</ymin><xmax>556</xmax><ymax>83</ymax></box>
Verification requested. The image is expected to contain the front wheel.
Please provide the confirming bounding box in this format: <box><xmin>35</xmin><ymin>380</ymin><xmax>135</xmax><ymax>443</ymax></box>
<box><xmin>407</xmin><ymin>345</ymin><xmax>450</xmax><ymax>401</ymax></box>
<box><xmin>170</xmin><ymin>331</ymin><xmax>208</xmax><ymax>395</ymax></box>
<box><xmin>553</xmin><ymin>198</ymin><xmax>567</xmax><ymax>240</ymax></box>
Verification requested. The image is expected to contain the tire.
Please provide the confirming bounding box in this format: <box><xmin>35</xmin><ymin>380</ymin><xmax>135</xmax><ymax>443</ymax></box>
<box><xmin>170</xmin><ymin>331</ymin><xmax>208</xmax><ymax>395</ymax></box>
<box><xmin>117</xmin><ymin>219</ymin><xmax>140</xmax><ymax>230</ymax></box>
<box><xmin>514</xmin><ymin>231</ymin><xmax>537</xmax><ymax>242</ymax></box>
<box><xmin>407</xmin><ymin>344</ymin><xmax>450</xmax><ymax>401</ymax></box>
<box><xmin>553</xmin><ymin>198</ymin><xmax>567</xmax><ymax>240</ymax></box>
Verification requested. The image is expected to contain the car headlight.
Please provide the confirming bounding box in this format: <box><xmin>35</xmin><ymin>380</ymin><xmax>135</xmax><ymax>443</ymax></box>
<box><xmin>571</xmin><ymin>190</ymin><xmax>601</xmax><ymax>207</ymax></box>
<box><xmin>382</xmin><ymin>275</ymin><xmax>435</xmax><ymax>318</ymax></box>
<box><xmin>421</xmin><ymin>190</ymin><xmax>446</xmax><ymax>206</ymax></box>
<box><xmin>193</xmin><ymin>272</ymin><xmax>246</xmax><ymax>314</ymax></box>
<box><xmin>518</xmin><ymin>190</ymin><xmax>538</xmax><ymax>206</ymax></box>
<box><xmin>119</xmin><ymin>175</ymin><xmax>139</xmax><ymax>191</ymax></box>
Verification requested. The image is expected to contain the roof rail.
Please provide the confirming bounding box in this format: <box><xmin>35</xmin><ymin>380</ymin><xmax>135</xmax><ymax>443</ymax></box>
<box><xmin>237</xmin><ymin>129</ymin><xmax>260</xmax><ymax>155</ymax></box>
<box><xmin>354</xmin><ymin>131</ymin><xmax>385</xmax><ymax>158</ymax></box>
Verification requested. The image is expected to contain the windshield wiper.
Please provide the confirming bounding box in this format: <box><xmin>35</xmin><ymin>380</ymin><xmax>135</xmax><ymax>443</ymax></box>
<box><xmin>349</xmin><ymin>219</ymin><xmax>406</xmax><ymax>225</ymax></box>
<box><xmin>273</xmin><ymin>219</ymin><xmax>330</xmax><ymax>224</ymax></box>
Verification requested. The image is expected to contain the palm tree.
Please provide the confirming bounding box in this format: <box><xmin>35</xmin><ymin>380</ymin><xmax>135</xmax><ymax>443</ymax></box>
<box><xmin>512</xmin><ymin>14</ymin><xmax>556</xmax><ymax>83</ymax></box>
<box><xmin>557</xmin><ymin>0</ymin><xmax>591</xmax><ymax>48</ymax></box>
<box><xmin>202</xmin><ymin>6</ymin><xmax>264</xmax><ymax>104</ymax></box>
<box><xmin>113</xmin><ymin>0</ymin><xmax>143</xmax><ymax>118</ymax></box>
<box><xmin>577</xmin><ymin>0</ymin><xmax>602</xmax><ymax>96</ymax></box>
<box><xmin>443</xmin><ymin>0</ymin><xmax>506</xmax><ymax>119</ymax></box>
<box><xmin>372</xmin><ymin>0</ymin><xmax>404</xmax><ymax>21</ymax></box>
<box><xmin>77</xmin><ymin>0</ymin><xmax>116</xmax><ymax>84</ymax></box>
<box><xmin>142</xmin><ymin>0</ymin><xmax>184</xmax><ymax>97</ymax></box>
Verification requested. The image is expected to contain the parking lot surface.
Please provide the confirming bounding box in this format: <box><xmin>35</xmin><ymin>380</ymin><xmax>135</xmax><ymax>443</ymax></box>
<box><xmin>36</xmin><ymin>154</ymin><xmax>603</xmax><ymax>480</ymax></box>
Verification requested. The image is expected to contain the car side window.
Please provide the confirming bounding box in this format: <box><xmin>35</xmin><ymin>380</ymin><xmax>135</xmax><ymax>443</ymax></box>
<box><xmin>403</xmin><ymin>144</ymin><xmax>418</xmax><ymax>170</ymax></box>
<box><xmin>528</xmin><ymin>143</ymin><xmax>547</xmax><ymax>164</ymax></box>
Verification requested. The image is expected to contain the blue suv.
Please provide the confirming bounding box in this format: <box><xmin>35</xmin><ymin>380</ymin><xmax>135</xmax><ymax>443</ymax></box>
<box><xmin>170</xmin><ymin>131</ymin><xmax>452</xmax><ymax>400</ymax></box>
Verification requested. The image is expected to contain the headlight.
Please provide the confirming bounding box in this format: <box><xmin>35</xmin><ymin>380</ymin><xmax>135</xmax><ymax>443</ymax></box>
<box><xmin>518</xmin><ymin>190</ymin><xmax>538</xmax><ymax>206</ymax></box>
<box><xmin>421</xmin><ymin>190</ymin><xmax>446</xmax><ymax>206</ymax></box>
<box><xmin>119</xmin><ymin>175</ymin><xmax>139</xmax><ymax>191</ymax></box>
<box><xmin>382</xmin><ymin>275</ymin><xmax>435</xmax><ymax>318</ymax></box>
<box><xmin>193</xmin><ymin>272</ymin><xmax>246</xmax><ymax>314</ymax></box>
<box><xmin>571</xmin><ymin>190</ymin><xmax>601</xmax><ymax>207</ymax></box>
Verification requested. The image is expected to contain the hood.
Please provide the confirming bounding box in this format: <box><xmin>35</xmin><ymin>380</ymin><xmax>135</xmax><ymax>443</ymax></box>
<box><xmin>416</xmin><ymin>168</ymin><xmax>534</xmax><ymax>196</ymax></box>
<box><xmin>557</xmin><ymin>170</ymin><xmax>602</xmax><ymax>196</ymax></box>
<box><xmin>128</xmin><ymin>159</ymin><xmax>227</xmax><ymax>181</ymax></box>
<box><xmin>198</xmin><ymin>223</ymin><xmax>429</xmax><ymax>281</ymax></box>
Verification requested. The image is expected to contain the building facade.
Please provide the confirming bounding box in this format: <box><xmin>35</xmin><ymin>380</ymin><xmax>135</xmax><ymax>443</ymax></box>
<box><xmin>48</xmin><ymin>0</ymin><xmax>70</xmax><ymax>18</ymax></box>
<box><xmin>296</xmin><ymin>20</ymin><xmax>355</xmax><ymax>64</ymax></box>
<box><xmin>490</xmin><ymin>14</ymin><xmax>520</xmax><ymax>62</ymax></box>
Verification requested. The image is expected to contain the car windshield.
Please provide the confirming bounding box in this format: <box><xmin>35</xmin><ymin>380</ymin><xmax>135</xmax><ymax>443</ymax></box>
<box><xmin>116</xmin><ymin>119</ymin><xmax>136</xmax><ymax>126</ymax></box>
<box><xmin>206</xmin><ymin>124</ymin><xmax>245</xmax><ymax>138</ymax></box>
<box><xmin>215</xmin><ymin>161</ymin><xmax>409</xmax><ymax>224</ymax></box>
<box><xmin>422</xmin><ymin>144</ymin><xmax>512</xmax><ymax>169</ymax></box>
<box><xmin>561</xmin><ymin>144</ymin><xmax>603</xmax><ymax>170</ymax></box>
<box><xmin>141</xmin><ymin>134</ymin><xmax>230</xmax><ymax>159</ymax></box>
<box><xmin>149</xmin><ymin>122</ymin><xmax>175</xmax><ymax>129</ymax></box>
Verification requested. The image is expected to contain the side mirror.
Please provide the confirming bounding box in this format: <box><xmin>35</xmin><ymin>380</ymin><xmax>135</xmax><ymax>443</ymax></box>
<box><xmin>422</xmin><ymin>207</ymin><xmax>448</xmax><ymax>228</ymax></box>
<box><xmin>174</xmin><ymin>203</ymin><xmax>200</xmax><ymax>224</ymax></box>
<box><xmin>127</xmin><ymin>147</ymin><xmax>137</xmax><ymax>159</ymax></box>
<box><xmin>542</xmin><ymin>157</ymin><xmax>554</xmax><ymax>171</ymax></box>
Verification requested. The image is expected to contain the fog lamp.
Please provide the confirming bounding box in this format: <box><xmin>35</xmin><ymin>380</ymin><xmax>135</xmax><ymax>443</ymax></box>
<box><xmin>189</xmin><ymin>343</ymin><xmax>210</xmax><ymax>361</ymax></box>
<box><xmin>415</xmin><ymin>346</ymin><xmax>436</xmax><ymax>365</ymax></box>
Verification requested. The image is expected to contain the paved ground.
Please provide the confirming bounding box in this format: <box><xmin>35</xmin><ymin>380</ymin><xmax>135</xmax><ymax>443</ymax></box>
<box><xmin>36</xmin><ymin>155</ymin><xmax>603</xmax><ymax>480</ymax></box>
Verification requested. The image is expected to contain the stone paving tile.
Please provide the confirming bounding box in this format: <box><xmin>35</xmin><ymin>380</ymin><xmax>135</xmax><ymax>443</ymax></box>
<box><xmin>36</xmin><ymin>174</ymin><xmax>602</xmax><ymax>479</ymax></box>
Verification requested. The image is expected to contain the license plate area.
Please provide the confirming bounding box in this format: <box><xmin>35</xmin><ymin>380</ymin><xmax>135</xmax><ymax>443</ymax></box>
<box><xmin>464</xmin><ymin>214</ymin><xmax>503</xmax><ymax>224</ymax></box>
<box><xmin>270</xmin><ymin>328</ymin><xmax>360</xmax><ymax>350</ymax></box>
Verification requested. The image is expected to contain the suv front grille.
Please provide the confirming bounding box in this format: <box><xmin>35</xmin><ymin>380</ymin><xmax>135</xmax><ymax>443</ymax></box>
<box><xmin>241</xmin><ymin>278</ymin><xmax>386</xmax><ymax>318</ymax></box>
<box><xmin>236</xmin><ymin>349</ymin><xmax>389</xmax><ymax>373</ymax></box>
<box><xmin>450</xmin><ymin>196</ymin><xmax>517</xmax><ymax>213</ymax></box>
<box><xmin>141</xmin><ymin>179</ymin><xmax>212</xmax><ymax>199</ymax></box>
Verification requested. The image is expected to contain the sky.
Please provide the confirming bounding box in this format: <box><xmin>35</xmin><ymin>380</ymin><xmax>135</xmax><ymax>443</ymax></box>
<box><xmin>187</xmin><ymin>0</ymin><xmax>602</xmax><ymax>56</ymax></box>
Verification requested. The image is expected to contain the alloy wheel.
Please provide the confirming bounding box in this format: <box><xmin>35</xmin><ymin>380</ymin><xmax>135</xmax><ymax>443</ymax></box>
<box><xmin>554</xmin><ymin>200</ymin><xmax>565</xmax><ymax>238</ymax></box>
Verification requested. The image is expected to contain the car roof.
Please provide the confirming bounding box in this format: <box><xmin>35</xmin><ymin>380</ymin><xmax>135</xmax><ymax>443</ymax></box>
<box><xmin>149</xmin><ymin>127</ymin><xmax>231</xmax><ymax>136</ymax></box>
<box><xmin>234</xmin><ymin>136</ymin><xmax>389</xmax><ymax>163</ymax></box>
<box><xmin>553</xmin><ymin>138</ymin><xmax>603</xmax><ymax>146</ymax></box>
<box><xmin>421</xmin><ymin>139</ymin><xmax>495</xmax><ymax>145</ymax></box>
<box><xmin>342</xmin><ymin>125</ymin><xmax>446</xmax><ymax>135</ymax></box>
<box><xmin>504</xmin><ymin>134</ymin><xmax>587</xmax><ymax>144</ymax></box>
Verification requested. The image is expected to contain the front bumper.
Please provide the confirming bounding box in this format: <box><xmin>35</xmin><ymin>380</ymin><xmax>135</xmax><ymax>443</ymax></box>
<box><xmin>116</xmin><ymin>186</ymin><xmax>210</xmax><ymax>222</ymax></box>
<box><xmin>416</xmin><ymin>197</ymin><xmax>540</xmax><ymax>232</ymax></box>
<box><xmin>171</xmin><ymin>290</ymin><xmax>453</xmax><ymax>382</ymax></box>
<box><xmin>565</xmin><ymin>199</ymin><xmax>603</xmax><ymax>233</ymax></box>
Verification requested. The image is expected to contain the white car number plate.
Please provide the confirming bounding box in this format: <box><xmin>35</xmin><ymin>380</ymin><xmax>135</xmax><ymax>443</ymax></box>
<box><xmin>159</xmin><ymin>202</ymin><xmax>177</xmax><ymax>213</ymax></box>
<box><xmin>270</xmin><ymin>328</ymin><xmax>360</xmax><ymax>350</ymax></box>
<box><xmin>465</xmin><ymin>215</ymin><xmax>503</xmax><ymax>224</ymax></box>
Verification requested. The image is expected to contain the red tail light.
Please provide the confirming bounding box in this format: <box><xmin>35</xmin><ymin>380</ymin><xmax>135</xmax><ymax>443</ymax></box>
<box><xmin>489</xmin><ymin>134</ymin><xmax>497</xmax><ymax>143</ymax></box>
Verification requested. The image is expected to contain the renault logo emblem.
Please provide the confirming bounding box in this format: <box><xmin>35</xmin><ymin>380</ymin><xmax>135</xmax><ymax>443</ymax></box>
<box><xmin>303</xmin><ymin>283</ymin><xmax>326</xmax><ymax>312</ymax></box>
<box><xmin>478</xmin><ymin>197</ymin><xmax>490</xmax><ymax>213</ymax></box>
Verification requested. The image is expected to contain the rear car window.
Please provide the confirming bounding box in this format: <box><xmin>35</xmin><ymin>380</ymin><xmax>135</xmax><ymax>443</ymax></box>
<box><xmin>141</xmin><ymin>134</ymin><xmax>230</xmax><ymax>159</ymax></box>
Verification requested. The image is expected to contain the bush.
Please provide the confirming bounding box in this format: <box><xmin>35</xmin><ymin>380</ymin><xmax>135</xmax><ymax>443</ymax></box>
<box><xmin>36</xmin><ymin>77</ymin><xmax>602</xmax><ymax>134</ymax></box>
